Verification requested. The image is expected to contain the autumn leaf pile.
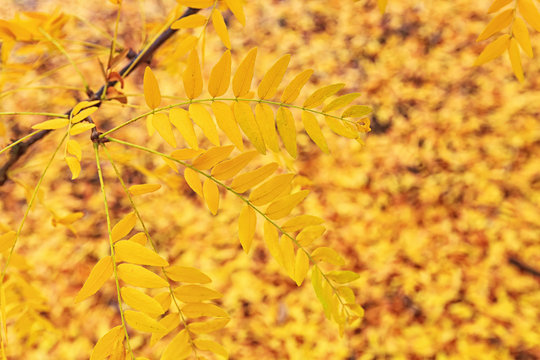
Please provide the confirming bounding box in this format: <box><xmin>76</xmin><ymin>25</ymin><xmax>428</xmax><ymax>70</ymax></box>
<box><xmin>1</xmin><ymin>0</ymin><xmax>540</xmax><ymax>359</ymax></box>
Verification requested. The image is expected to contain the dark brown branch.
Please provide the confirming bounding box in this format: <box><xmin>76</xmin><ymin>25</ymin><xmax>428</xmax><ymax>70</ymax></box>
<box><xmin>0</xmin><ymin>7</ymin><xmax>199</xmax><ymax>186</ymax></box>
<box><xmin>508</xmin><ymin>256</ymin><xmax>540</xmax><ymax>278</ymax></box>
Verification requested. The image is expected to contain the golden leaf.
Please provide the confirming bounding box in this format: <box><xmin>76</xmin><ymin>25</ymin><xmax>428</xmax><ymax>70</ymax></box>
<box><xmin>255</xmin><ymin>103</ymin><xmax>280</xmax><ymax>153</ymax></box>
<box><xmin>174</xmin><ymin>284</ymin><xmax>223</xmax><ymax>302</ymax></box>
<box><xmin>171</xmin><ymin>14</ymin><xmax>207</xmax><ymax>29</ymax></box>
<box><xmin>264</xmin><ymin>221</ymin><xmax>283</xmax><ymax>266</ymax></box>
<box><xmin>193</xmin><ymin>145</ymin><xmax>234</xmax><ymax>170</ymax></box>
<box><xmin>258</xmin><ymin>54</ymin><xmax>291</xmax><ymax>99</ymax></box>
<box><xmin>512</xmin><ymin>17</ymin><xmax>533</xmax><ymax>58</ymax></box>
<box><xmin>265</xmin><ymin>190</ymin><xmax>309</xmax><ymax>220</ymax></box>
<box><xmin>296</xmin><ymin>225</ymin><xmax>326</xmax><ymax>247</ymax></box>
<box><xmin>233</xmin><ymin>47</ymin><xmax>257</xmax><ymax>97</ymax></box>
<box><xmin>117</xmin><ymin>263</ymin><xmax>168</xmax><ymax>288</ymax></box>
<box><xmin>208</xmin><ymin>51</ymin><xmax>231</xmax><ymax>97</ymax></box>
<box><xmin>488</xmin><ymin>0</ymin><xmax>513</xmax><ymax>13</ymax></box>
<box><xmin>193</xmin><ymin>339</ymin><xmax>228</xmax><ymax>359</ymax></box>
<box><xmin>294</xmin><ymin>250</ymin><xmax>310</xmax><ymax>286</ymax></box>
<box><xmin>177</xmin><ymin>0</ymin><xmax>213</xmax><ymax>8</ymax></box>
<box><xmin>281</xmin><ymin>69</ymin><xmax>313</xmax><ymax>104</ymax></box>
<box><xmin>189</xmin><ymin>103</ymin><xmax>220</xmax><ymax>146</ymax></box>
<box><xmin>90</xmin><ymin>326</ymin><xmax>124</xmax><ymax>360</ymax></box>
<box><xmin>225</xmin><ymin>0</ymin><xmax>246</xmax><ymax>26</ymax></box>
<box><xmin>69</xmin><ymin>122</ymin><xmax>95</xmax><ymax>136</ymax></box>
<box><xmin>212</xmin><ymin>10</ymin><xmax>231</xmax><ymax>49</ymax></box>
<box><xmin>184</xmin><ymin>168</ymin><xmax>203</xmax><ymax>197</ymax></box>
<box><xmin>65</xmin><ymin>156</ymin><xmax>81</xmax><ymax>180</ymax></box>
<box><xmin>311</xmin><ymin>247</ymin><xmax>346</xmax><ymax>265</ymax></box>
<box><xmin>111</xmin><ymin>212</ymin><xmax>137</xmax><ymax>242</ymax></box>
<box><xmin>0</xmin><ymin>231</ymin><xmax>16</xmax><ymax>252</ymax></box>
<box><xmin>477</xmin><ymin>9</ymin><xmax>513</xmax><ymax>42</ymax></box>
<box><xmin>183</xmin><ymin>50</ymin><xmax>203</xmax><ymax>99</ymax></box>
<box><xmin>124</xmin><ymin>310</ymin><xmax>166</xmax><ymax>333</ymax></box>
<box><xmin>280</xmin><ymin>236</ymin><xmax>295</xmax><ymax>278</ymax></box>
<box><xmin>165</xmin><ymin>265</ymin><xmax>212</xmax><ymax>283</ymax></box>
<box><xmin>518</xmin><ymin>0</ymin><xmax>540</xmax><ymax>31</ymax></box>
<box><xmin>115</xmin><ymin>240</ymin><xmax>169</xmax><ymax>266</ymax></box>
<box><xmin>188</xmin><ymin>318</ymin><xmax>230</xmax><ymax>334</ymax></box>
<box><xmin>302</xmin><ymin>111</ymin><xmax>329</xmax><ymax>154</ymax></box>
<box><xmin>128</xmin><ymin>184</ymin><xmax>161</xmax><ymax>196</ymax></box>
<box><xmin>249</xmin><ymin>174</ymin><xmax>295</xmax><ymax>206</ymax></box>
<box><xmin>121</xmin><ymin>287</ymin><xmax>165</xmax><ymax>317</ymax></box>
<box><xmin>211</xmin><ymin>150</ymin><xmax>258</xmax><ymax>180</ymax></box>
<box><xmin>203</xmin><ymin>178</ymin><xmax>220</xmax><ymax>215</ymax></box>
<box><xmin>143</xmin><ymin>66</ymin><xmax>161</xmax><ymax>109</ymax></box>
<box><xmin>67</xmin><ymin>139</ymin><xmax>82</xmax><ymax>161</ymax></box>
<box><xmin>238</xmin><ymin>205</ymin><xmax>256</xmax><ymax>253</ymax></box>
<box><xmin>281</xmin><ymin>215</ymin><xmax>324</xmax><ymax>232</ymax></box>
<box><xmin>231</xmin><ymin>162</ymin><xmax>278</xmax><ymax>193</ymax></box>
<box><xmin>75</xmin><ymin>256</ymin><xmax>113</xmax><ymax>303</ymax></box>
<box><xmin>211</xmin><ymin>101</ymin><xmax>244</xmax><ymax>149</ymax></box>
<box><xmin>234</xmin><ymin>101</ymin><xmax>265</xmax><ymax>154</ymax></box>
<box><xmin>71</xmin><ymin>106</ymin><xmax>98</xmax><ymax>123</ymax></box>
<box><xmin>508</xmin><ymin>38</ymin><xmax>524</xmax><ymax>82</ymax></box>
<box><xmin>303</xmin><ymin>83</ymin><xmax>345</xmax><ymax>108</ymax></box>
<box><xmin>325</xmin><ymin>271</ymin><xmax>360</xmax><ymax>284</ymax></box>
<box><xmin>31</xmin><ymin>118</ymin><xmax>68</xmax><ymax>130</ymax></box>
<box><xmin>153</xmin><ymin>113</ymin><xmax>177</xmax><ymax>147</ymax></box>
<box><xmin>474</xmin><ymin>34</ymin><xmax>511</xmax><ymax>66</ymax></box>
<box><xmin>170</xmin><ymin>108</ymin><xmax>199</xmax><ymax>150</ymax></box>
<box><xmin>160</xmin><ymin>330</ymin><xmax>191</xmax><ymax>360</ymax></box>
<box><xmin>182</xmin><ymin>303</ymin><xmax>229</xmax><ymax>318</ymax></box>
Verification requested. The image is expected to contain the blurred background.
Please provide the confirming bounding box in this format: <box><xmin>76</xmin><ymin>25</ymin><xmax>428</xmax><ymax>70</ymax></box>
<box><xmin>1</xmin><ymin>0</ymin><xmax>540</xmax><ymax>359</ymax></box>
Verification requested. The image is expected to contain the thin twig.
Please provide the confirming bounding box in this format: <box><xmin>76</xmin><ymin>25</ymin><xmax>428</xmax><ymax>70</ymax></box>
<box><xmin>0</xmin><ymin>7</ymin><xmax>200</xmax><ymax>186</ymax></box>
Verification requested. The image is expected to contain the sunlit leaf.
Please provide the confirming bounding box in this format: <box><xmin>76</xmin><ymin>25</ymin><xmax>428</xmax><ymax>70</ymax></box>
<box><xmin>143</xmin><ymin>66</ymin><xmax>161</xmax><ymax>109</ymax></box>
<box><xmin>231</xmin><ymin>162</ymin><xmax>279</xmax><ymax>193</ymax></box>
<box><xmin>153</xmin><ymin>112</ymin><xmax>177</xmax><ymax>147</ymax></box>
<box><xmin>238</xmin><ymin>205</ymin><xmax>256</xmax><ymax>253</ymax></box>
<box><xmin>170</xmin><ymin>108</ymin><xmax>199</xmax><ymax>150</ymax></box>
<box><xmin>512</xmin><ymin>17</ymin><xmax>533</xmax><ymax>58</ymax></box>
<box><xmin>233</xmin><ymin>101</ymin><xmax>265</xmax><ymax>154</ymax></box>
<box><xmin>183</xmin><ymin>49</ymin><xmax>203</xmax><ymax>99</ymax></box>
<box><xmin>189</xmin><ymin>103</ymin><xmax>220</xmax><ymax>146</ymax></box>
<box><xmin>75</xmin><ymin>256</ymin><xmax>113</xmax><ymax>303</ymax></box>
<box><xmin>121</xmin><ymin>287</ymin><xmax>165</xmax><ymax>316</ymax></box>
<box><xmin>303</xmin><ymin>83</ymin><xmax>345</xmax><ymax>108</ymax></box>
<box><xmin>233</xmin><ymin>47</ymin><xmax>257</xmax><ymax>97</ymax></box>
<box><xmin>171</xmin><ymin>14</ymin><xmax>207</xmax><ymax>29</ymax></box>
<box><xmin>258</xmin><ymin>54</ymin><xmax>290</xmax><ymax>99</ymax></box>
<box><xmin>128</xmin><ymin>184</ymin><xmax>161</xmax><ymax>196</ymax></box>
<box><xmin>265</xmin><ymin>190</ymin><xmax>309</xmax><ymax>220</ymax></box>
<box><xmin>165</xmin><ymin>265</ymin><xmax>212</xmax><ymax>283</ymax></box>
<box><xmin>203</xmin><ymin>178</ymin><xmax>220</xmax><ymax>215</ymax></box>
<box><xmin>477</xmin><ymin>9</ymin><xmax>513</xmax><ymax>42</ymax></box>
<box><xmin>211</xmin><ymin>101</ymin><xmax>244</xmax><ymax>150</ymax></box>
<box><xmin>160</xmin><ymin>329</ymin><xmax>191</xmax><ymax>360</ymax></box>
<box><xmin>31</xmin><ymin>118</ymin><xmax>68</xmax><ymax>130</ymax></box>
<box><xmin>281</xmin><ymin>69</ymin><xmax>313</xmax><ymax>104</ymax></box>
<box><xmin>117</xmin><ymin>264</ymin><xmax>168</xmax><ymax>288</ymax></box>
<box><xmin>212</xmin><ymin>10</ymin><xmax>231</xmax><ymax>49</ymax></box>
<box><xmin>111</xmin><ymin>212</ymin><xmax>137</xmax><ymax>242</ymax></box>
<box><xmin>174</xmin><ymin>284</ymin><xmax>223</xmax><ymax>302</ymax></box>
<box><xmin>115</xmin><ymin>240</ymin><xmax>169</xmax><ymax>266</ymax></box>
<box><xmin>208</xmin><ymin>51</ymin><xmax>231</xmax><ymax>97</ymax></box>
<box><xmin>302</xmin><ymin>112</ymin><xmax>329</xmax><ymax>154</ymax></box>
<box><xmin>311</xmin><ymin>247</ymin><xmax>346</xmax><ymax>265</ymax></box>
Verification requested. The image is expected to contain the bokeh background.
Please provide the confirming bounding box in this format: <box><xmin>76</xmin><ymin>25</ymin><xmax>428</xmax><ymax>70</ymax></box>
<box><xmin>1</xmin><ymin>0</ymin><xmax>540</xmax><ymax>359</ymax></box>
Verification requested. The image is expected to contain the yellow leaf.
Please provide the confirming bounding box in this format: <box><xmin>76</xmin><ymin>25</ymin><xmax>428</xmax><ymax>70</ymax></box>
<box><xmin>193</xmin><ymin>339</ymin><xmax>228</xmax><ymax>359</ymax></box>
<box><xmin>69</xmin><ymin>122</ymin><xmax>95</xmax><ymax>136</ymax></box>
<box><xmin>117</xmin><ymin>263</ymin><xmax>168</xmax><ymax>288</ymax></box>
<box><xmin>144</xmin><ymin>66</ymin><xmax>161</xmax><ymax>109</ymax></box>
<box><xmin>255</xmin><ymin>103</ymin><xmax>280</xmax><ymax>153</ymax></box>
<box><xmin>121</xmin><ymin>287</ymin><xmax>165</xmax><ymax>316</ymax></box>
<box><xmin>311</xmin><ymin>267</ymin><xmax>328</xmax><ymax>314</ymax></box>
<box><xmin>302</xmin><ymin>111</ymin><xmax>329</xmax><ymax>154</ymax></box>
<box><xmin>238</xmin><ymin>205</ymin><xmax>256</xmax><ymax>253</ymax></box>
<box><xmin>31</xmin><ymin>118</ymin><xmax>68</xmax><ymax>130</ymax></box>
<box><xmin>151</xmin><ymin>313</ymin><xmax>180</xmax><ymax>346</ymax></box>
<box><xmin>128</xmin><ymin>232</ymin><xmax>147</xmax><ymax>246</ymax></box>
<box><xmin>184</xmin><ymin>168</ymin><xmax>203</xmax><ymax>197</ymax></box>
<box><xmin>258</xmin><ymin>54</ymin><xmax>290</xmax><ymax>99</ymax></box>
<box><xmin>154</xmin><ymin>292</ymin><xmax>171</xmax><ymax>312</ymax></box>
<box><xmin>162</xmin><ymin>156</ymin><xmax>178</xmax><ymax>173</ymax></box>
<box><xmin>281</xmin><ymin>215</ymin><xmax>324</xmax><ymax>232</ymax></box>
<box><xmin>323</xmin><ymin>93</ymin><xmax>361</xmax><ymax>112</ymax></box>
<box><xmin>0</xmin><ymin>231</ymin><xmax>16</xmax><ymax>252</ymax></box>
<box><xmin>67</xmin><ymin>139</ymin><xmax>82</xmax><ymax>161</ymax></box>
<box><xmin>211</xmin><ymin>101</ymin><xmax>243</xmax><ymax>150</ymax></box>
<box><xmin>296</xmin><ymin>225</ymin><xmax>326</xmax><ymax>247</ymax></box>
<box><xmin>512</xmin><ymin>17</ymin><xmax>533</xmax><ymax>57</ymax></box>
<box><xmin>90</xmin><ymin>326</ymin><xmax>124</xmax><ymax>360</ymax></box>
<box><xmin>211</xmin><ymin>150</ymin><xmax>258</xmax><ymax>180</ymax></box>
<box><xmin>263</xmin><ymin>221</ymin><xmax>282</xmax><ymax>266</ymax></box>
<box><xmin>170</xmin><ymin>108</ymin><xmax>199</xmax><ymax>149</ymax></box>
<box><xmin>174</xmin><ymin>284</ymin><xmax>223</xmax><ymax>302</ymax></box>
<box><xmin>474</xmin><ymin>34</ymin><xmax>511</xmax><ymax>66</ymax></box>
<box><xmin>128</xmin><ymin>184</ymin><xmax>161</xmax><ymax>196</ymax></box>
<box><xmin>193</xmin><ymin>145</ymin><xmax>234</xmax><ymax>170</ymax></box>
<box><xmin>275</xmin><ymin>107</ymin><xmax>296</xmax><ymax>157</ymax></box>
<box><xmin>183</xmin><ymin>50</ymin><xmax>203</xmax><ymax>99</ymax></box>
<box><xmin>233</xmin><ymin>47</ymin><xmax>257</xmax><ymax>97</ymax></box>
<box><xmin>294</xmin><ymin>250</ymin><xmax>310</xmax><ymax>286</ymax></box>
<box><xmin>177</xmin><ymin>0</ymin><xmax>213</xmax><ymax>8</ymax></box>
<box><xmin>115</xmin><ymin>240</ymin><xmax>169</xmax><ymax>266</ymax></box>
<box><xmin>160</xmin><ymin>330</ymin><xmax>191</xmax><ymax>360</ymax></box>
<box><xmin>477</xmin><ymin>9</ymin><xmax>513</xmax><ymax>42</ymax></box>
<box><xmin>171</xmin><ymin>14</ymin><xmax>207</xmax><ymax>29</ymax></box>
<box><xmin>518</xmin><ymin>0</ymin><xmax>540</xmax><ymax>31</ymax></box>
<box><xmin>234</xmin><ymin>102</ymin><xmax>265</xmax><ymax>154</ymax></box>
<box><xmin>212</xmin><ymin>10</ymin><xmax>231</xmax><ymax>49</ymax></box>
<box><xmin>153</xmin><ymin>113</ymin><xmax>177</xmax><ymax>147</ymax></box>
<box><xmin>65</xmin><ymin>156</ymin><xmax>81</xmax><ymax>180</ymax></box>
<box><xmin>311</xmin><ymin>247</ymin><xmax>346</xmax><ymax>265</ymax></box>
<box><xmin>208</xmin><ymin>51</ymin><xmax>231</xmax><ymax>97</ymax></box>
<box><xmin>488</xmin><ymin>0</ymin><xmax>513</xmax><ymax>13</ymax></box>
<box><xmin>342</xmin><ymin>105</ymin><xmax>373</xmax><ymax>118</ymax></box>
<box><xmin>73</xmin><ymin>100</ymin><xmax>100</xmax><ymax>115</ymax></box>
<box><xmin>280</xmin><ymin>236</ymin><xmax>295</xmax><ymax>278</ymax></box>
<box><xmin>225</xmin><ymin>0</ymin><xmax>246</xmax><ymax>26</ymax></box>
<box><xmin>146</xmin><ymin>114</ymin><xmax>156</xmax><ymax>136</ymax></box>
<box><xmin>111</xmin><ymin>212</ymin><xmax>137</xmax><ymax>242</ymax></box>
<box><xmin>189</xmin><ymin>103</ymin><xmax>220</xmax><ymax>146</ymax></box>
<box><xmin>378</xmin><ymin>0</ymin><xmax>388</xmax><ymax>13</ymax></box>
<box><xmin>325</xmin><ymin>271</ymin><xmax>360</xmax><ymax>284</ymax></box>
<box><xmin>165</xmin><ymin>265</ymin><xmax>212</xmax><ymax>283</ymax></box>
<box><xmin>182</xmin><ymin>303</ymin><xmax>229</xmax><ymax>318</ymax></box>
<box><xmin>249</xmin><ymin>174</ymin><xmax>295</xmax><ymax>206</ymax></box>
<box><xmin>265</xmin><ymin>190</ymin><xmax>309</xmax><ymax>220</ymax></box>
<box><xmin>281</xmin><ymin>69</ymin><xmax>313</xmax><ymax>104</ymax></box>
<box><xmin>175</xmin><ymin>34</ymin><xmax>199</xmax><ymax>58</ymax></box>
<box><xmin>303</xmin><ymin>83</ymin><xmax>345</xmax><ymax>108</ymax></box>
<box><xmin>171</xmin><ymin>148</ymin><xmax>203</xmax><ymax>160</ymax></box>
<box><xmin>508</xmin><ymin>38</ymin><xmax>525</xmax><ymax>82</ymax></box>
<box><xmin>71</xmin><ymin>106</ymin><xmax>98</xmax><ymax>123</ymax></box>
<box><xmin>188</xmin><ymin>318</ymin><xmax>230</xmax><ymax>334</ymax></box>
<box><xmin>124</xmin><ymin>310</ymin><xmax>166</xmax><ymax>333</ymax></box>
<box><xmin>336</xmin><ymin>286</ymin><xmax>356</xmax><ymax>304</ymax></box>
<box><xmin>231</xmin><ymin>162</ymin><xmax>278</xmax><ymax>193</ymax></box>
<box><xmin>203</xmin><ymin>178</ymin><xmax>220</xmax><ymax>215</ymax></box>
<box><xmin>75</xmin><ymin>256</ymin><xmax>113</xmax><ymax>303</ymax></box>
<box><xmin>325</xmin><ymin>116</ymin><xmax>358</xmax><ymax>138</ymax></box>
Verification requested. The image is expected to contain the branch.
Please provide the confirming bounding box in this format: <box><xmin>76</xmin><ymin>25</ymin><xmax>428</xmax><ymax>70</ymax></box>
<box><xmin>0</xmin><ymin>7</ymin><xmax>200</xmax><ymax>186</ymax></box>
<box><xmin>508</xmin><ymin>256</ymin><xmax>540</xmax><ymax>278</ymax></box>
